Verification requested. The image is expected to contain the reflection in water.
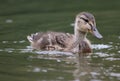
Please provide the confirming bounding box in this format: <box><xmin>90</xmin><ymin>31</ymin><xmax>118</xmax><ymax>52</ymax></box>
<box><xmin>73</xmin><ymin>53</ymin><xmax>120</xmax><ymax>81</ymax></box>
<box><xmin>73</xmin><ymin>54</ymin><xmax>91</xmax><ymax>81</ymax></box>
<box><xmin>73</xmin><ymin>54</ymin><xmax>102</xmax><ymax>81</ymax></box>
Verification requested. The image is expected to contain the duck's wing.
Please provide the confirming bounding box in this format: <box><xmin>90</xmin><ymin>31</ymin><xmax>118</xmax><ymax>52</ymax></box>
<box><xmin>54</xmin><ymin>32</ymin><xmax>74</xmax><ymax>48</ymax></box>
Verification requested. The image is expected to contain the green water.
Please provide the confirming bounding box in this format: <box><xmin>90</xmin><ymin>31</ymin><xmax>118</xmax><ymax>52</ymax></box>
<box><xmin>0</xmin><ymin>0</ymin><xmax>120</xmax><ymax>81</ymax></box>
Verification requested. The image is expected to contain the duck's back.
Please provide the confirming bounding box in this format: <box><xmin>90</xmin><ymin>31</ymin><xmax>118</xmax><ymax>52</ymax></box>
<box><xmin>27</xmin><ymin>31</ymin><xmax>74</xmax><ymax>50</ymax></box>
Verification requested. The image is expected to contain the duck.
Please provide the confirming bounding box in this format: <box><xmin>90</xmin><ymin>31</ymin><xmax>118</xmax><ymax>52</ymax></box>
<box><xmin>27</xmin><ymin>12</ymin><xmax>103</xmax><ymax>54</ymax></box>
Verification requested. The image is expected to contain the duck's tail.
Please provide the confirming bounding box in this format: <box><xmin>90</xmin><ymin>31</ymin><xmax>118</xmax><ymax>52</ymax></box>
<box><xmin>27</xmin><ymin>34</ymin><xmax>35</xmax><ymax>43</ymax></box>
<box><xmin>27</xmin><ymin>35</ymin><xmax>33</xmax><ymax>43</ymax></box>
<box><xmin>27</xmin><ymin>32</ymin><xmax>43</xmax><ymax>43</ymax></box>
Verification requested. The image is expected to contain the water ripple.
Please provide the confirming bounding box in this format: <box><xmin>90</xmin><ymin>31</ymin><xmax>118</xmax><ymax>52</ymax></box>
<box><xmin>92</xmin><ymin>44</ymin><xmax>111</xmax><ymax>50</ymax></box>
<box><xmin>0</xmin><ymin>43</ymin><xmax>112</xmax><ymax>56</ymax></box>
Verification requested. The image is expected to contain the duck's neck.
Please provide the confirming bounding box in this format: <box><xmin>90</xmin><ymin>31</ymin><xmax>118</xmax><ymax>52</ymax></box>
<box><xmin>70</xmin><ymin>26</ymin><xmax>87</xmax><ymax>52</ymax></box>
<box><xmin>74</xmin><ymin>25</ymin><xmax>87</xmax><ymax>42</ymax></box>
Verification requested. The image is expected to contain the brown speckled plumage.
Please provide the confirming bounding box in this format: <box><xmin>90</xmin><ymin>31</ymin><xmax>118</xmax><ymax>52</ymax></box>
<box><xmin>27</xmin><ymin>12</ymin><xmax>103</xmax><ymax>54</ymax></box>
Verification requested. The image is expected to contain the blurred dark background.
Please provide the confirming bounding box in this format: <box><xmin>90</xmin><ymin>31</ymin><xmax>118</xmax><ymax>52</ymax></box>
<box><xmin>0</xmin><ymin>0</ymin><xmax>120</xmax><ymax>43</ymax></box>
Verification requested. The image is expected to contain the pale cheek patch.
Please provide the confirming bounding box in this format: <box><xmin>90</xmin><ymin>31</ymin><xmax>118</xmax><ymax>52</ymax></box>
<box><xmin>79</xmin><ymin>23</ymin><xmax>90</xmax><ymax>32</ymax></box>
<box><xmin>86</xmin><ymin>24</ymin><xmax>91</xmax><ymax>30</ymax></box>
<box><xmin>80</xmin><ymin>25</ymin><xmax>88</xmax><ymax>31</ymax></box>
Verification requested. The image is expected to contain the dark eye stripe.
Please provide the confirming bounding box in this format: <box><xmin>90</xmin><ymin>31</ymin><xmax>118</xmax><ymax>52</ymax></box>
<box><xmin>80</xmin><ymin>17</ymin><xmax>95</xmax><ymax>30</ymax></box>
<box><xmin>80</xmin><ymin>17</ymin><xmax>94</xmax><ymax>30</ymax></box>
<box><xmin>80</xmin><ymin>17</ymin><xmax>89</xmax><ymax>22</ymax></box>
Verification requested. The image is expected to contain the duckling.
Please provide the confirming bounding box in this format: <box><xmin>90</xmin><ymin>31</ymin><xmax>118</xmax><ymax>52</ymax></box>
<box><xmin>27</xmin><ymin>12</ymin><xmax>103</xmax><ymax>54</ymax></box>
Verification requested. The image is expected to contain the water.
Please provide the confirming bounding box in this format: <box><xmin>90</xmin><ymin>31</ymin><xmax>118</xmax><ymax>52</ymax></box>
<box><xmin>0</xmin><ymin>40</ymin><xmax>119</xmax><ymax>81</ymax></box>
<box><xmin>0</xmin><ymin>0</ymin><xmax>120</xmax><ymax>81</ymax></box>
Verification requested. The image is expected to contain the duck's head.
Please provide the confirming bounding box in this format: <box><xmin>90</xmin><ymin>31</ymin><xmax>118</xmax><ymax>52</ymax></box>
<box><xmin>75</xmin><ymin>12</ymin><xmax>103</xmax><ymax>39</ymax></box>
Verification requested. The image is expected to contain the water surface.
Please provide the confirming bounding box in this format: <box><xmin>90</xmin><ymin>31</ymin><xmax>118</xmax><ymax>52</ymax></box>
<box><xmin>0</xmin><ymin>0</ymin><xmax>120</xmax><ymax>81</ymax></box>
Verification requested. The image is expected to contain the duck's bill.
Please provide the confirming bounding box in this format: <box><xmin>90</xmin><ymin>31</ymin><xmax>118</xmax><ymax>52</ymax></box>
<box><xmin>91</xmin><ymin>27</ymin><xmax>103</xmax><ymax>39</ymax></box>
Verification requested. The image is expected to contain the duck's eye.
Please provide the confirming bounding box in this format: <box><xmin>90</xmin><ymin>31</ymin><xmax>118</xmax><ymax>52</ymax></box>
<box><xmin>80</xmin><ymin>17</ymin><xmax>89</xmax><ymax>22</ymax></box>
<box><xmin>84</xmin><ymin>19</ymin><xmax>89</xmax><ymax>22</ymax></box>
